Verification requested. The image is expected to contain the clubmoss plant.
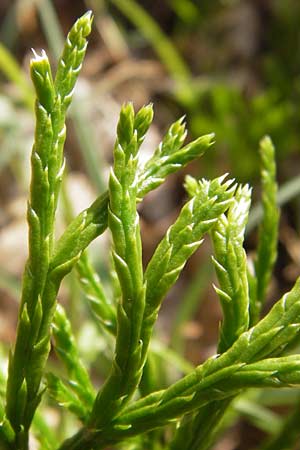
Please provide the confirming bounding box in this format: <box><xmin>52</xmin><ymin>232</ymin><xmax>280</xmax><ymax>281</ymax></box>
<box><xmin>1</xmin><ymin>10</ymin><xmax>300</xmax><ymax>450</ymax></box>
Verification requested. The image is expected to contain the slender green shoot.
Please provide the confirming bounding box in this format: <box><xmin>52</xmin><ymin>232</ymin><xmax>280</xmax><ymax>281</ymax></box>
<box><xmin>211</xmin><ymin>184</ymin><xmax>251</xmax><ymax>352</ymax></box>
<box><xmin>2</xmin><ymin>10</ymin><xmax>300</xmax><ymax>450</ymax></box>
<box><xmin>4</xmin><ymin>13</ymin><xmax>93</xmax><ymax>449</ymax></box>
<box><xmin>250</xmin><ymin>136</ymin><xmax>279</xmax><ymax>325</ymax></box>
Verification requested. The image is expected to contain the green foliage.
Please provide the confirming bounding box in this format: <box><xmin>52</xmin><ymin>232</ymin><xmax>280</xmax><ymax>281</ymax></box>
<box><xmin>3</xmin><ymin>12</ymin><xmax>93</xmax><ymax>449</ymax></box>
<box><xmin>1</xmin><ymin>10</ymin><xmax>300</xmax><ymax>450</ymax></box>
<box><xmin>211</xmin><ymin>184</ymin><xmax>251</xmax><ymax>353</ymax></box>
<box><xmin>88</xmin><ymin>102</ymin><xmax>148</xmax><ymax>427</ymax></box>
<box><xmin>250</xmin><ymin>136</ymin><xmax>279</xmax><ymax>325</ymax></box>
<box><xmin>142</xmin><ymin>174</ymin><xmax>235</xmax><ymax>362</ymax></box>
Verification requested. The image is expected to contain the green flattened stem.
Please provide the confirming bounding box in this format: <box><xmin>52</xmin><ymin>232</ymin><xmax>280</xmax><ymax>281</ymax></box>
<box><xmin>116</xmin><ymin>277</ymin><xmax>300</xmax><ymax>428</ymax></box>
<box><xmin>211</xmin><ymin>184</ymin><xmax>251</xmax><ymax>353</ymax></box>
<box><xmin>88</xmin><ymin>103</ymin><xmax>152</xmax><ymax>428</ymax></box>
<box><xmin>54</xmin><ymin>11</ymin><xmax>93</xmax><ymax>110</ymax></box>
<box><xmin>141</xmin><ymin>175</ymin><xmax>236</xmax><ymax>365</ymax></box>
<box><xmin>250</xmin><ymin>136</ymin><xmax>279</xmax><ymax>325</ymax></box>
<box><xmin>4</xmin><ymin>12</ymin><xmax>92</xmax><ymax>449</ymax></box>
<box><xmin>59</xmin><ymin>355</ymin><xmax>300</xmax><ymax>449</ymax></box>
<box><xmin>173</xmin><ymin>169</ymin><xmax>281</xmax><ymax>450</ymax></box>
<box><xmin>5</xmin><ymin>51</ymin><xmax>57</xmax><ymax>448</ymax></box>
<box><xmin>137</xmin><ymin>118</ymin><xmax>214</xmax><ymax>200</ymax></box>
<box><xmin>49</xmin><ymin>191</ymin><xmax>109</xmax><ymax>279</ymax></box>
<box><xmin>170</xmin><ymin>185</ymin><xmax>252</xmax><ymax>450</ymax></box>
<box><xmin>51</xmin><ymin>117</ymin><xmax>213</xmax><ymax>292</ymax></box>
<box><xmin>58</xmin><ymin>277</ymin><xmax>300</xmax><ymax>450</ymax></box>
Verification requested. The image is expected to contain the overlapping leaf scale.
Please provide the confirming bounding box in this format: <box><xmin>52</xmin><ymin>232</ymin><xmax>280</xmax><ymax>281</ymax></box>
<box><xmin>137</xmin><ymin>118</ymin><xmax>214</xmax><ymax>200</ymax></box>
<box><xmin>211</xmin><ymin>184</ymin><xmax>251</xmax><ymax>353</ymax></box>
<box><xmin>141</xmin><ymin>175</ymin><xmax>236</xmax><ymax>363</ymax></box>
<box><xmin>251</xmin><ymin>136</ymin><xmax>279</xmax><ymax>325</ymax></box>
<box><xmin>51</xmin><ymin>120</ymin><xmax>214</xmax><ymax>277</ymax></box>
<box><xmin>102</xmin><ymin>284</ymin><xmax>300</xmax><ymax>445</ymax></box>
<box><xmin>88</xmin><ymin>104</ymin><xmax>152</xmax><ymax>427</ymax></box>
<box><xmin>59</xmin><ymin>348</ymin><xmax>300</xmax><ymax>450</ymax></box>
<box><xmin>54</xmin><ymin>11</ymin><xmax>93</xmax><ymax>110</ymax></box>
<box><xmin>5</xmin><ymin>12</ymin><xmax>93</xmax><ymax>443</ymax></box>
